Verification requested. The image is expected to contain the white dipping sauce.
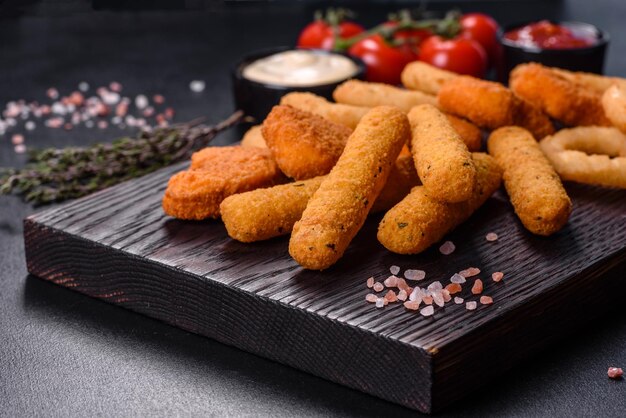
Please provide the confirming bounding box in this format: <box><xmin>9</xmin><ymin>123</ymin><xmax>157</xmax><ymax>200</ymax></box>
<box><xmin>242</xmin><ymin>50</ymin><xmax>359</xmax><ymax>87</ymax></box>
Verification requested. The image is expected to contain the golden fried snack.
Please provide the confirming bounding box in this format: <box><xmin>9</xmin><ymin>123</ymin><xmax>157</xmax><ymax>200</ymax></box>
<box><xmin>240</xmin><ymin>125</ymin><xmax>267</xmax><ymax>148</ymax></box>
<box><xmin>377</xmin><ymin>153</ymin><xmax>501</xmax><ymax>255</ymax></box>
<box><xmin>488</xmin><ymin>126</ymin><xmax>572</xmax><ymax>236</ymax></box>
<box><xmin>438</xmin><ymin>75</ymin><xmax>555</xmax><ymax>138</ymax></box>
<box><xmin>280</xmin><ymin>92</ymin><xmax>370</xmax><ymax>129</ymax></box>
<box><xmin>408</xmin><ymin>104</ymin><xmax>476</xmax><ymax>203</ymax></box>
<box><xmin>163</xmin><ymin>146</ymin><xmax>285</xmax><ymax>220</ymax></box>
<box><xmin>552</xmin><ymin>67</ymin><xmax>624</xmax><ymax>94</ymax></box>
<box><xmin>602</xmin><ymin>83</ymin><xmax>626</xmax><ymax>134</ymax></box>
<box><xmin>445</xmin><ymin>114</ymin><xmax>483</xmax><ymax>152</ymax></box>
<box><xmin>333</xmin><ymin>79</ymin><xmax>438</xmax><ymax>112</ymax></box>
<box><xmin>261</xmin><ymin>105</ymin><xmax>352</xmax><ymax>180</ymax></box>
<box><xmin>289</xmin><ymin>106</ymin><xmax>410</xmax><ymax>270</ymax></box>
<box><xmin>540</xmin><ymin>126</ymin><xmax>626</xmax><ymax>189</ymax></box>
<box><xmin>510</xmin><ymin>63</ymin><xmax>611</xmax><ymax>127</ymax></box>
<box><xmin>220</xmin><ymin>154</ymin><xmax>419</xmax><ymax>243</ymax></box>
<box><xmin>401</xmin><ymin>61</ymin><xmax>458</xmax><ymax>95</ymax></box>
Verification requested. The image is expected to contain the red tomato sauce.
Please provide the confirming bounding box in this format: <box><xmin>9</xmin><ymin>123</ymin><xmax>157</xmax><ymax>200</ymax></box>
<box><xmin>504</xmin><ymin>20</ymin><xmax>596</xmax><ymax>49</ymax></box>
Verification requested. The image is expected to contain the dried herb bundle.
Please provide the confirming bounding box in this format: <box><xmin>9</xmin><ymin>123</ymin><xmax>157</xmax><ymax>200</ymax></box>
<box><xmin>0</xmin><ymin>111</ymin><xmax>243</xmax><ymax>205</ymax></box>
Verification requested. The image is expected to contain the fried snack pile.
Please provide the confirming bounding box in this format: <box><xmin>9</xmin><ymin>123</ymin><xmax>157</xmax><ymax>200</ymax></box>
<box><xmin>280</xmin><ymin>91</ymin><xmax>369</xmax><ymax>129</ymax></box>
<box><xmin>289</xmin><ymin>106</ymin><xmax>410</xmax><ymax>270</ymax></box>
<box><xmin>162</xmin><ymin>146</ymin><xmax>285</xmax><ymax>220</ymax></box>
<box><xmin>333</xmin><ymin>79</ymin><xmax>437</xmax><ymax>112</ymax></box>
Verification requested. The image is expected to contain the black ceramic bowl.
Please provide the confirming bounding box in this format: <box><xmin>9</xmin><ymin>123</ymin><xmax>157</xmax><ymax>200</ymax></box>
<box><xmin>232</xmin><ymin>46</ymin><xmax>366</xmax><ymax>123</ymax></box>
<box><xmin>499</xmin><ymin>21</ymin><xmax>609</xmax><ymax>83</ymax></box>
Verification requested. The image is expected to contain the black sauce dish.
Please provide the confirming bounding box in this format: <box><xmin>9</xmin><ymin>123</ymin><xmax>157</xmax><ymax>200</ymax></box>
<box><xmin>499</xmin><ymin>21</ymin><xmax>609</xmax><ymax>83</ymax></box>
<box><xmin>232</xmin><ymin>46</ymin><xmax>366</xmax><ymax>123</ymax></box>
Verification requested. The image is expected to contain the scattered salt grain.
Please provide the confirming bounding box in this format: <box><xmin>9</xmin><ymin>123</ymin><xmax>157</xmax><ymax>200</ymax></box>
<box><xmin>153</xmin><ymin>94</ymin><xmax>165</xmax><ymax>104</ymax></box>
<box><xmin>404</xmin><ymin>269</ymin><xmax>425</xmax><ymax>281</ymax></box>
<box><xmin>486</xmin><ymin>232</ymin><xmax>498</xmax><ymax>242</ymax></box>
<box><xmin>78</xmin><ymin>81</ymin><xmax>90</xmax><ymax>92</ymax></box>
<box><xmin>11</xmin><ymin>134</ymin><xmax>24</xmax><ymax>145</ymax></box>
<box><xmin>384</xmin><ymin>275</ymin><xmax>398</xmax><ymax>288</ymax></box>
<box><xmin>97</xmin><ymin>120</ymin><xmax>108</xmax><ymax>129</ymax></box>
<box><xmin>608</xmin><ymin>367</ymin><xmax>623</xmax><ymax>379</ymax></box>
<box><xmin>384</xmin><ymin>290</ymin><xmax>397</xmax><ymax>303</ymax></box>
<box><xmin>439</xmin><ymin>240</ymin><xmax>455</xmax><ymax>255</ymax></box>
<box><xmin>397</xmin><ymin>289</ymin><xmax>408</xmax><ymax>301</ymax></box>
<box><xmin>366</xmin><ymin>277</ymin><xmax>374</xmax><ymax>288</ymax></box>
<box><xmin>445</xmin><ymin>283</ymin><xmax>462</xmax><ymax>295</ymax></box>
<box><xmin>396</xmin><ymin>278</ymin><xmax>410</xmax><ymax>293</ymax></box>
<box><xmin>460</xmin><ymin>267</ymin><xmax>481</xmax><ymax>278</ymax></box>
<box><xmin>190</xmin><ymin>80</ymin><xmax>206</xmax><ymax>93</ymax></box>
<box><xmin>420</xmin><ymin>305</ymin><xmax>434</xmax><ymax>317</ymax></box>
<box><xmin>365</xmin><ymin>293</ymin><xmax>377</xmax><ymax>303</ymax></box>
<box><xmin>432</xmin><ymin>291</ymin><xmax>445</xmax><ymax>307</ymax></box>
<box><xmin>45</xmin><ymin>117</ymin><xmax>63</xmax><ymax>128</ymax></box>
<box><xmin>142</xmin><ymin>106</ymin><xmax>155</xmax><ymax>117</ymax></box>
<box><xmin>404</xmin><ymin>300</ymin><xmax>420</xmax><ymax>311</ymax></box>
<box><xmin>135</xmin><ymin>94</ymin><xmax>148</xmax><ymax>110</ymax></box>
<box><xmin>422</xmin><ymin>295</ymin><xmax>433</xmax><ymax>305</ymax></box>
<box><xmin>454</xmin><ymin>297</ymin><xmax>464</xmax><ymax>305</ymax></box>
<box><xmin>450</xmin><ymin>273</ymin><xmax>466</xmax><ymax>284</ymax></box>
<box><xmin>466</xmin><ymin>301</ymin><xmax>477</xmax><ymax>311</ymax></box>
<box><xmin>492</xmin><ymin>271</ymin><xmax>504</xmax><ymax>282</ymax></box>
<box><xmin>47</xmin><ymin>88</ymin><xmax>59</xmax><ymax>100</ymax></box>
<box><xmin>85</xmin><ymin>120</ymin><xmax>94</xmax><ymax>128</ymax></box>
<box><xmin>442</xmin><ymin>289</ymin><xmax>452</xmax><ymax>303</ymax></box>
<box><xmin>389</xmin><ymin>265</ymin><xmax>400</xmax><ymax>275</ymax></box>
<box><xmin>471</xmin><ymin>279</ymin><xmax>484</xmax><ymax>295</ymax></box>
<box><xmin>14</xmin><ymin>144</ymin><xmax>26</xmax><ymax>154</ymax></box>
<box><xmin>373</xmin><ymin>282</ymin><xmax>384</xmax><ymax>292</ymax></box>
<box><xmin>375</xmin><ymin>298</ymin><xmax>385</xmax><ymax>308</ymax></box>
<box><xmin>109</xmin><ymin>81</ymin><xmax>122</xmax><ymax>92</ymax></box>
<box><xmin>427</xmin><ymin>281</ymin><xmax>442</xmax><ymax>293</ymax></box>
<box><xmin>480</xmin><ymin>296</ymin><xmax>493</xmax><ymax>305</ymax></box>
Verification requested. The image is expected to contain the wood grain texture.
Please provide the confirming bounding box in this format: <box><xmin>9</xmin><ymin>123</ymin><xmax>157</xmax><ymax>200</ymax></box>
<box><xmin>24</xmin><ymin>161</ymin><xmax>626</xmax><ymax>413</ymax></box>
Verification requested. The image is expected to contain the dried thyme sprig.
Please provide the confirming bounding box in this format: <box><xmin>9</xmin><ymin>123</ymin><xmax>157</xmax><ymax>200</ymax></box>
<box><xmin>0</xmin><ymin>110</ymin><xmax>244</xmax><ymax>205</ymax></box>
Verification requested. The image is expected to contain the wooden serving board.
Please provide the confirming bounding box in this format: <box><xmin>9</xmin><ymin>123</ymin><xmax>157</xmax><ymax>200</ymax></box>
<box><xmin>24</xmin><ymin>162</ymin><xmax>626</xmax><ymax>413</ymax></box>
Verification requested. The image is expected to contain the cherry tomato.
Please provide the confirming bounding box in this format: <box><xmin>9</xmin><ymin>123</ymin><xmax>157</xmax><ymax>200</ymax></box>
<box><xmin>297</xmin><ymin>20</ymin><xmax>365</xmax><ymax>50</ymax></box>
<box><xmin>418</xmin><ymin>36</ymin><xmax>488</xmax><ymax>78</ymax></box>
<box><xmin>348</xmin><ymin>34</ymin><xmax>416</xmax><ymax>85</ymax></box>
<box><xmin>382</xmin><ymin>21</ymin><xmax>433</xmax><ymax>60</ymax></box>
<box><xmin>459</xmin><ymin>13</ymin><xmax>500</xmax><ymax>62</ymax></box>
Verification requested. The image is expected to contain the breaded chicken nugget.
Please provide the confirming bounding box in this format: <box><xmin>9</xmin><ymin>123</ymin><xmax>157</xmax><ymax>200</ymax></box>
<box><xmin>377</xmin><ymin>153</ymin><xmax>501</xmax><ymax>254</ymax></box>
<box><xmin>289</xmin><ymin>106</ymin><xmax>410</xmax><ymax>270</ymax></box>
<box><xmin>510</xmin><ymin>63</ymin><xmax>611</xmax><ymax>127</ymax></box>
<box><xmin>408</xmin><ymin>104</ymin><xmax>476</xmax><ymax>203</ymax></box>
<box><xmin>240</xmin><ymin>125</ymin><xmax>267</xmax><ymax>148</ymax></box>
<box><xmin>261</xmin><ymin>105</ymin><xmax>352</xmax><ymax>180</ymax></box>
<box><xmin>280</xmin><ymin>92</ymin><xmax>370</xmax><ymax>129</ymax></box>
<box><xmin>401</xmin><ymin>61</ymin><xmax>458</xmax><ymax>95</ymax></box>
<box><xmin>163</xmin><ymin>146</ymin><xmax>284</xmax><ymax>220</ymax></box>
<box><xmin>439</xmin><ymin>75</ymin><xmax>554</xmax><ymax>138</ymax></box>
<box><xmin>488</xmin><ymin>126</ymin><xmax>572</xmax><ymax>236</ymax></box>
<box><xmin>445</xmin><ymin>114</ymin><xmax>483</xmax><ymax>152</ymax></box>
<box><xmin>333</xmin><ymin>79</ymin><xmax>438</xmax><ymax>112</ymax></box>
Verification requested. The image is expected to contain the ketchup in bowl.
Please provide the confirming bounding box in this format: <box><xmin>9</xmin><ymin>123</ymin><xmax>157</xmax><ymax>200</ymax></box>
<box><xmin>504</xmin><ymin>20</ymin><xmax>597</xmax><ymax>50</ymax></box>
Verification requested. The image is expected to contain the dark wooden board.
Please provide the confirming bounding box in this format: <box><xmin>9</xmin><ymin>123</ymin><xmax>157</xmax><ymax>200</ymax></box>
<box><xmin>23</xmin><ymin>161</ymin><xmax>626</xmax><ymax>413</ymax></box>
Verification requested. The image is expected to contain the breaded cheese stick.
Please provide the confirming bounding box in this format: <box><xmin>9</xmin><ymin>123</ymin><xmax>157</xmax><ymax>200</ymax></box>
<box><xmin>163</xmin><ymin>146</ymin><xmax>285</xmax><ymax>220</ymax></box>
<box><xmin>371</xmin><ymin>153</ymin><xmax>420</xmax><ymax>213</ymax></box>
<box><xmin>446</xmin><ymin>114</ymin><xmax>483</xmax><ymax>152</ymax></box>
<box><xmin>401</xmin><ymin>61</ymin><xmax>458</xmax><ymax>95</ymax></box>
<box><xmin>262</xmin><ymin>105</ymin><xmax>352</xmax><ymax>180</ymax></box>
<box><xmin>280</xmin><ymin>92</ymin><xmax>369</xmax><ymax>129</ymax></box>
<box><xmin>240</xmin><ymin>125</ymin><xmax>267</xmax><ymax>148</ymax></box>
<box><xmin>408</xmin><ymin>104</ymin><xmax>476</xmax><ymax>203</ymax></box>
<box><xmin>289</xmin><ymin>106</ymin><xmax>410</xmax><ymax>270</ymax></box>
<box><xmin>377</xmin><ymin>153</ymin><xmax>502</xmax><ymax>254</ymax></box>
<box><xmin>488</xmin><ymin>126</ymin><xmax>572</xmax><ymax>236</ymax></box>
<box><xmin>333</xmin><ymin>79</ymin><xmax>438</xmax><ymax>112</ymax></box>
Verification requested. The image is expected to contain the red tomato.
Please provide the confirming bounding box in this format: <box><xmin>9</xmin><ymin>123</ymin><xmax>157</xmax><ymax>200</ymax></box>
<box><xmin>382</xmin><ymin>21</ymin><xmax>433</xmax><ymax>60</ymax></box>
<box><xmin>459</xmin><ymin>13</ymin><xmax>500</xmax><ymax>62</ymax></box>
<box><xmin>297</xmin><ymin>20</ymin><xmax>365</xmax><ymax>50</ymax></box>
<box><xmin>348</xmin><ymin>34</ymin><xmax>416</xmax><ymax>85</ymax></box>
<box><xmin>418</xmin><ymin>36</ymin><xmax>488</xmax><ymax>78</ymax></box>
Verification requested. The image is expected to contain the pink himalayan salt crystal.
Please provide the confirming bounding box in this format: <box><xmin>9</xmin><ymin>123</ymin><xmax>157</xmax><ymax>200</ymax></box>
<box><xmin>450</xmin><ymin>273</ymin><xmax>466</xmax><ymax>284</ymax></box>
<box><xmin>45</xmin><ymin>117</ymin><xmax>64</xmax><ymax>128</ymax></box>
<box><xmin>439</xmin><ymin>240</ymin><xmax>455</xmax><ymax>255</ymax></box>
<box><xmin>396</xmin><ymin>278</ymin><xmax>410</xmax><ymax>293</ymax></box>
<box><xmin>471</xmin><ymin>279</ymin><xmax>484</xmax><ymax>295</ymax></box>
<box><xmin>373</xmin><ymin>282</ymin><xmax>384</xmax><ymax>292</ymax></box>
<box><xmin>109</xmin><ymin>81</ymin><xmax>123</xmax><ymax>92</ymax></box>
<box><xmin>460</xmin><ymin>267</ymin><xmax>481</xmax><ymax>278</ymax></box>
<box><xmin>454</xmin><ymin>297</ymin><xmax>464</xmax><ymax>305</ymax></box>
<box><xmin>11</xmin><ymin>134</ymin><xmax>24</xmax><ymax>145</ymax></box>
<box><xmin>366</xmin><ymin>277</ymin><xmax>374</xmax><ymax>288</ymax></box>
<box><xmin>384</xmin><ymin>290</ymin><xmax>398</xmax><ymax>303</ymax></box>
<box><xmin>432</xmin><ymin>291</ymin><xmax>445</xmax><ymax>307</ymax></box>
<box><xmin>486</xmin><ymin>232</ymin><xmax>498</xmax><ymax>242</ymax></box>
<box><xmin>389</xmin><ymin>265</ymin><xmax>400</xmax><ymax>275</ymax></box>
<box><xmin>365</xmin><ymin>294</ymin><xmax>377</xmax><ymax>303</ymax></box>
<box><xmin>480</xmin><ymin>296</ymin><xmax>493</xmax><ymax>305</ymax></box>
<box><xmin>420</xmin><ymin>305</ymin><xmax>435</xmax><ymax>317</ymax></box>
<box><xmin>492</xmin><ymin>271</ymin><xmax>504</xmax><ymax>282</ymax></box>
<box><xmin>442</xmin><ymin>289</ymin><xmax>452</xmax><ymax>303</ymax></box>
<box><xmin>397</xmin><ymin>289</ymin><xmax>408</xmax><ymax>301</ymax></box>
<box><xmin>153</xmin><ymin>94</ymin><xmax>165</xmax><ymax>104</ymax></box>
<box><xmin>14</xmin><ymin>144</ymin><xmax>26</xmax><ymax>154</ymax></box>
<box><xmin>427</xmin><ymin>281</ymin><xmax>443</xmax><ymax>292</ymax></box>
<box><xmin>445</xmin><ymin>283</ymin><xmax>462</xmax><ymax>295</ymax></box>
<box><xmin>466</xmin><ymin>301</ymin><xmax>477</xmax><ymax>310</ymax></box>
<box><xmin>47</xmin><ymin>87</ymin><xmax>59</xmax><ymax>99</ymax></box>
<box><xmin>64</xmin><ymin>123</ymin><xmax>73</xmax><ymax>131</ymax></box>
<box><xmin>608</xmin><ymin>367</ymin><xmax>623</xmax><ymax>379</ymax></box>
<box><xmin>97</xmin><ymin>120</ymin><xmax>108</xmax><ymax>129</ymax></box>
<box><xmin>404</xmin><ymin>300</ymin><xmax>420</xmax><ymax>311</ymax></box>
<box><xmin>375</xmin><ymin>298</ymin><xmax>385</xmax><ymax>308</ymax></box>
<box><xmin>404</xmin><ymin>269</ymin><xmax>425</xmax><ymax>281</ymax></box>
<box><xmin>384</xmin><ymin>275</ymin><xmax>398</xmax><ymax>288</ymax></box>
<box><xmin>409</xmin><ymin>287</ymin><xmax>423</xmax><ymax>303</ymax></box>
<box><xmin>422</xmin><ymin>295</ymin><xmax>433</xmax><ymax>305</ymax></box>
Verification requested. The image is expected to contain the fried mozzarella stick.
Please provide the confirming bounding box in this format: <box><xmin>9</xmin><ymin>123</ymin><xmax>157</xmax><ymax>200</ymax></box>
<box><xmin>401</xmin><ymin>61</ymin><xmax>458</xmax><ymax>95</ymax></box>
<box><xmin>240</xmin><ymin>125</ymin><xmax>267</xmax><ymax>148</ymax></box>
<box><xmin>220</xmin><ymin>153</ymin><xmax>419</xmax><ymax>242</ymax></box>
<box><xmin>262</xmin><ymin>105</ymin><xmax>352</xmax><ymax>180</ymax></box>
<box><xmin>333</xmin><ymin>79</ymin><xmax>438</xmax><ymax>112</ymax></box>
<box><xmin>280</xmin><ymin>92</ymin><xmax>369</xmax><ymax>129</ymax></box>
<box><xmin>408</xmin><ymin>104</ymin><xmax>476</xmax><ymax>203</ymax></box>
<box><xmin>446</xmin><ymin>114</ymin><xmax>483</xmax><ymax>152</ymax></box>
<box><xmin>438</xmin><ymin>76</ymin><xmax>554</xmax><ymax>139</ymax></box>
<box><xmin>289</xmin><ymin>106</ymin><xmax>410</xmax><ymax>270</ymax></box>
<box><xmin>378</xmin><ymin>153</ymin><xmax>501</xmax><ymax>254</ymax></box>
<box><xmin>488</xmin><ymin>126</ymin><xmax>572</xmax><ymax>236</ymax></box>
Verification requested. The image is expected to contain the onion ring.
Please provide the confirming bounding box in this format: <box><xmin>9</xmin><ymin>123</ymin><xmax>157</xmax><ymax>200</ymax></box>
<box><xmin>540</xmin><ymin>127</ymin><xmax>626</xmax><ymax>189</ymax></box>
